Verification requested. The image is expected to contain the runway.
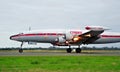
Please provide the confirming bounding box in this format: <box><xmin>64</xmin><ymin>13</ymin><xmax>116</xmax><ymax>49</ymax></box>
<box><xmin>0</xmin><ymin>50</ymin><xmax>120</xmax><ymax>56</ymax></box>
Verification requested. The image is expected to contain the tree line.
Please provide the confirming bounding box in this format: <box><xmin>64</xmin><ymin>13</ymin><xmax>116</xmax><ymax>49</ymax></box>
<box><xmin>0</xmin><ymin>46</ymin><xmax>120</xmax><ymax>50</ymax></box>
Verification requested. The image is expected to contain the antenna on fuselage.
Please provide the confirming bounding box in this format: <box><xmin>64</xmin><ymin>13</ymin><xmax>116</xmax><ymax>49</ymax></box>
<box><xmin>29</xmin><ymin>26</ymin><xmax>31</xmax><ymax>31</ymax></box>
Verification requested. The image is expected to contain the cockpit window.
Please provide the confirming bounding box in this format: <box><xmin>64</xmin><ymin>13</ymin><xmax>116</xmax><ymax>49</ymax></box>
<box><xmin>19</xmin><ymin>33</ymin><xmax>24</xmax><ymax>35</ymax></box>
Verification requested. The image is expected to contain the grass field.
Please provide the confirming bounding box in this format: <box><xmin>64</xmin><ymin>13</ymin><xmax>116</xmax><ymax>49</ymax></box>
<box><xmin>0</xmin><ymin>56</ymin><xmax>120</xmax><ymax>72</ymax></box>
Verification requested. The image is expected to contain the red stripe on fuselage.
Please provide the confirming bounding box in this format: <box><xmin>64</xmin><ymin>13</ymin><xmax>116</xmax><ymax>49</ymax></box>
<box><xmin>101</xmin><ymin>35</ymin><xmax>120</xmax><ymax>38</ymax></box>
<box><xmin>22</xmin><ymin>33</ymin><xmax>64</xmax><ymax>36</ymax></box>
<box><xmin>11</xmin><ymin>33</ymin><xmax>64</xmax><ymax>38</ymax></box>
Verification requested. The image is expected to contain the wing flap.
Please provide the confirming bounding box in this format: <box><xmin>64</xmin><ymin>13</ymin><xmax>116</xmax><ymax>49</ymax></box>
<box><xmin>81</xmin><ymin>30</ymin><xmax>104</xmax><ymax>37</ymax></box>
<box><xmin>72</xmin><ymin>30</ymin><xmax>104</xmax><ymax>44</ymax></box>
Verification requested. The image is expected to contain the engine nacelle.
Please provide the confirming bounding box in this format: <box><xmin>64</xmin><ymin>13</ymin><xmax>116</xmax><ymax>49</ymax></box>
<box><xmin>55</xmin><ymin>31</ymin><xmax>83</xmax><ymax>44</ymax></box>
<box><xmin>85</xmin><ymin>26</ymin><xmax>109</xmax><ymax>30</ymax></box>
<box><xmin>64</xmin><ymin>32</ymin><xmax>73</xmax><ymax>40</ymax></box>
<box><xmin>55</xmin><ymin>36</ymin><xmax>66</xmax><ymax>43</ymax></box>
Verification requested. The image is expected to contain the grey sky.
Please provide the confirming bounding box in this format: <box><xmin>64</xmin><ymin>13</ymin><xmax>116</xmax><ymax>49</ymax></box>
<box><xmin>0</xmin><ymin>0</ymin><xmax>120</xmax><ymax>47</ymax></box>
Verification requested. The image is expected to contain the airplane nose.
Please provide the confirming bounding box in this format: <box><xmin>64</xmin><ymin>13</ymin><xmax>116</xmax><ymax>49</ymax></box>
<box><xmin>10</xmin><ymin>33</ymin><xmax>23</xmax><ymax>41</ymax></box>
<box><xmin>10</xmin><ymin>34</ymin><xmax>19</xmax><ymax>40</ymax></box>
<box><xmin>10</xmin><ymin>35</ymin><xmax>14</xmax><ymax>40</ymax></box>
<box><xmin>10</xmin><ymin>36</ymin><xmax>12</xmax><ymax>40</ymax></box>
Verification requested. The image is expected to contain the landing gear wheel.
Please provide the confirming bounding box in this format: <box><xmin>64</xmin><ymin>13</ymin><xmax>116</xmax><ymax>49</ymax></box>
<box><xmin>19</xmin><ymin>49</ymin><xmax>23</xmax><ymax>53</ymax></box>
<box><xmin>66</xmin><ymin>48</ymin><xmax>72</xmax><ymax>53</ymax></box>
<box><xmin>76</xmin><ymin>48</ymin><xmax>81</xmax><ymax>53</ymax></box>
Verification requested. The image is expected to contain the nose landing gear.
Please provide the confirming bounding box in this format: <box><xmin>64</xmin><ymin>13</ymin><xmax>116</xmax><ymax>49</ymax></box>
<box><xmin>19</xmin><ymin>48</ymin><xmax>23</xmax><ymax>53</ymax></box>
<box><xmin>19</xmin><ymin>42</ymin><xmax>24</xmax><ymax>53</ymax></box>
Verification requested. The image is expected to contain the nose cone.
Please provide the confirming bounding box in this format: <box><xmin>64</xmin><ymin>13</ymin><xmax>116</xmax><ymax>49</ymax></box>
<box><xmin>10</xmin><ymin>36</ymin><xmax>12</xmax><ymax>40</ymax></box>
<box><xmin>10</xmin><ymin>35</ymin><xmax>16</xmax><ymax>40</ymax></box>
<box><xmin>10</xmin><ymin>34</ymin><xmax>20</xmax><ymax>41</ymax></box>
<box><xmin>10</xmin><ymin>35</ymin><xmax>14</xmax><ymax>40</ymax></box>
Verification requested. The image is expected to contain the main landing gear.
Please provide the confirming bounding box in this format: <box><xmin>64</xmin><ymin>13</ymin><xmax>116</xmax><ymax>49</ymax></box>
<box><xmin>66</xmin><ymin>48</ymin><xmax>72</xmax><ymax>53</ymax></box>
<box><xmin>66</xmin><ymin>45</ymin><xmax>81</xmax><ymax>53</ymax></box>
<box><xmin>19</xmin><ymin>42</ymin><xmax>24</xmax><ymax>53</ymax></box>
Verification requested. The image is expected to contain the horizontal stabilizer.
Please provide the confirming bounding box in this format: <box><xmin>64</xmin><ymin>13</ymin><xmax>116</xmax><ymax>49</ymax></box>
<box><xmin>85</xmin><ymin>26</ymin><xmax>110</xmax><ymax>30</ymax></box>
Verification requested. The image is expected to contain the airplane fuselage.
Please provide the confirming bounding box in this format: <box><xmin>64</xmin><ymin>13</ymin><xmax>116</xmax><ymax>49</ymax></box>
<box><xmin>10</xmin><ymin>29</ymin><xmax>120</xmax><ymax>45</ymax></box>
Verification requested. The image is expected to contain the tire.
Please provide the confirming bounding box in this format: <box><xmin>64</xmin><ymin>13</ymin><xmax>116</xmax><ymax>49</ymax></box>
<box><xmin>19</xmin><ymin>49</ymin><xmax>23</xmax><ymax>53</ymax></box>
<box><xmin>76</xmin><ymin>48</ymin><xmax>81</xmax><ymax>53</ymax></box>
<box><xmin>66</xmin><ymin>48</ymin><xmax>72</xmax><ymax>53</ymax></box>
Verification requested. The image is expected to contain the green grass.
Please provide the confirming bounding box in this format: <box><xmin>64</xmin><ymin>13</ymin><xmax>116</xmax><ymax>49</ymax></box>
<box><xmin>0</xmin><ymin>56</ymin><xmax>120</xmax><ymax>72</ymax></box>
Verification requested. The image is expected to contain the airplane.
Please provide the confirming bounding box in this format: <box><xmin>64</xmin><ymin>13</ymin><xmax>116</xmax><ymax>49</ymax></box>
<box><xmin>10</xmin><ymin>26</ymin><xmax>120</xmax><ymax>53</ymax></box>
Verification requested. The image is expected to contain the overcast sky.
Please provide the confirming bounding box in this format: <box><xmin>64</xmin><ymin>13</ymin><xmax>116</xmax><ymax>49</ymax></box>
<box><xmin>0</xmin><ymin>0</ymin><xmax>120</xmax><ymax>48</ymax></box>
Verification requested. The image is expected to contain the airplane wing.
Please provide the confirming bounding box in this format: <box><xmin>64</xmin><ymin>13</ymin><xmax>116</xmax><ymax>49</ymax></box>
<box><xmin>52</xmin><ymin>26</ymin><xmax>107</xmax><ymax>46</ymax></box>
<box><xmin>71</xmin><ymin>30</ymin><xmax>104</xmax><ymax>44</ymax></box>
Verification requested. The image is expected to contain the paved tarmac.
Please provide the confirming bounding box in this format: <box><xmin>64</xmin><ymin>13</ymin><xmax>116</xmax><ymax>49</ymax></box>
<box><xmin>0</xmin><ymin>50</ymin><xmax>120</xmax><ymax>56</ymax></box>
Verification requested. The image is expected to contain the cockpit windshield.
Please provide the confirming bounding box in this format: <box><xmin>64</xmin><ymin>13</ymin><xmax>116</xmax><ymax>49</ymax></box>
<box><xmin>18</xmin><ymin>33</ymin><xmax>24</xmax><ymax>35</ymax></box>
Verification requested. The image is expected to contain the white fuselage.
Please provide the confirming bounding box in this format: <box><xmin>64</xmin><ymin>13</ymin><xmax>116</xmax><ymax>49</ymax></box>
<box><xmin>10</xmin><ymin>29</ymin><xmax>120</xmax><ymax>46</ymax></box>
